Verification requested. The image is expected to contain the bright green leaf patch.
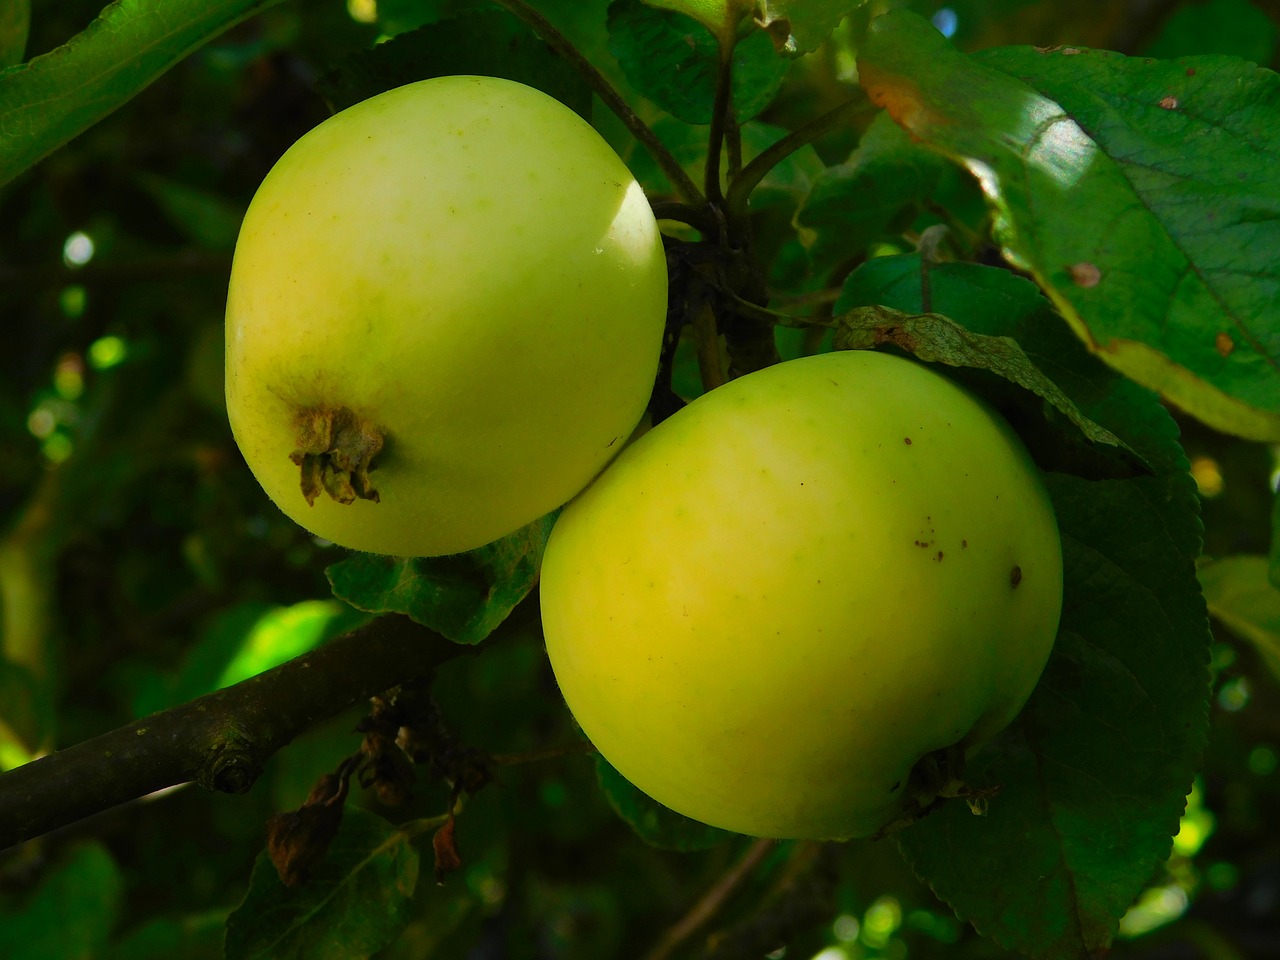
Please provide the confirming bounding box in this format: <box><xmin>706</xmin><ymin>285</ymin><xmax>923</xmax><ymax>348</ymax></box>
<box><xmin>595</xmin><ymin>756</ymin><xmax>737</xmax><ymax>850</ymax></box>
<box><xmin>0</xmin><ymin>0</ymin><xmax>287</xmax><ymax>189</ymax></box>
<box><xmin>756</xmin><ymin>0</ymin><xmax>868</xmax><ymax>55</ymax></box>
<box><xmin>315</xmin><ymin>9</ymin><xmax>592</xmax><ymax>119</ymax></box>
<box><xmin>224</xmin><ymin>808</ymin><xmax>419</xmax><ymax>960</ymax></box>
<box><xmin>858</xmin><ymin>9</ymin><xmax>1280</xmax><ymax>441</ymax></box>
<box><xmin>326</xmin><ymin>513</ymin><xmax>555</xmax><ymax>645</ymax></box>
<box><xmin>608</xmin><ymin>0</ymin><xmax>789</xmax><ymax>124</ymax></box>
<box><xmin>0</xmin><ymin>657</ymin><xmax>51</xmax><ymax>770</ymax></box>
<box><xmin>1200</xmin><ymin>555</ymin><xmax>1280</xmax><ymax>678</ymax></box>
<box><xmin>866</xmin><ymin>256</ymin><xmax>1211</xmax><ymax>959</ymax></box>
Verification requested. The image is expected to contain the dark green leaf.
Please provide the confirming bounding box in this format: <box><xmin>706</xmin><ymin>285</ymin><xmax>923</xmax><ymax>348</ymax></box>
<box><xmin>0</xmin><ymin>0</ymin><xmax>29</xmax><ymax>69</ymax></box>
<box><xmin>0</xmin><ymin>842</ymin><xmax>123</xmax><ymax>960</ymax></box>
<box><xmin>327</xmin><ymin>513</ymin><xmax>555</xmax><ymax>645</ymax></box>
<box><xmin>224</xmin><ymin>808</ymin><xmax>420</xmax><ymax>960</ymax></box>
<box><xmin>757</xmin><ymin>0</ymin><xmax>868</xmax><ymax>55</ymax></box>
<box><xmin>607</xmin><ymin>0</ymin><xmax>789</xmax><ymax>124</ymax></box>
<box><xmin>596</xmin><ymin>756</ymin><xmax>737</xmax><ymax>850</ymax></box>
<box><xmin>0</xmin><ymin>0</ymin><xmax>287</xmax><ymax>189</ymax></box>
<box><xmin>315</xmin><ymin>9</ymin><xmax>592</xmax><ymax>119</ymax></box>
<box><xmin>135</xmin><ymin>173</ymin><xmax>244</xmax><ymax>251</ymax></box>
<box><xmin>795</xmin><ymin>113</ymin><xmax>953</xmax><ymax>275</ymax></box>
<box><xmin>1145</xmin><ymin>0</ymin><xmax>1278</xmax><ymax>63</ymax></box>
<box><xmin>105</xmin><ymin>909</ymin><xmax>226</xmax><ymax>960</ymax></box>
<box><xmin>865</xmin><ymin>254</ymin><xmax>1211</xmax><ymax>959</ymax></box>
<box><xmin>858</xmin><ymin>9</ymin><xmax>1280</xmax><ymax>441</ymax></box>
<box><xmin>834</xmin><ymin>255</ymin><xmax>1140</xmax><ymax>473</ymax></box>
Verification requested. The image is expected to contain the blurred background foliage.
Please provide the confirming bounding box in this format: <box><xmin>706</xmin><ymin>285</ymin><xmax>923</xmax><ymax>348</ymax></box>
<box><xmin>1</xmin><ymin>1</ymin><xmax>1279</xmax><ymax>958</ymax></box>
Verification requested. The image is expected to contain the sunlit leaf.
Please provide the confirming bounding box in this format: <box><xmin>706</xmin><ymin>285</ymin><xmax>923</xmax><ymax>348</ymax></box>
<box><xmin>0</xmin><ymin>0</ymin><xmax>287</xmax><ymax>188</ymax></box>
<box><xmin>131</xmin><ymin>601</ymin><xmax>368</xmax><ymax>718</ymax></box>
<box><xmin>225</xmin><ymin>808</ymin><xmax>419</xmax><ymax>960</ymax></box>
<box><xmin>641</xmin><ymin>0</ymin><xmax>752</xmax><ymax>41</ymax></box>
<box><xmin>757</xmin><ymin>0</ymin><xmax>868</xmax><ymax>54</ymax></box>
<box><xmin>0</xmin><ymin>656</ymin><xmax>51</xmax><ymax>770</ymax></box>
<box><xmin>1200</xmin><ymin>555</ymin><xmax>1280</xmax><ymax>678</ymax></box>
<box><xmin>859</xmin><ymin>9</ymin><xmax>1280</xmax><ymax>441</ymax></box>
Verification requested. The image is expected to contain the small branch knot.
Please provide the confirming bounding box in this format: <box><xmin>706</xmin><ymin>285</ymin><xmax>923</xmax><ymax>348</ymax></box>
<box><xmin>290</xmin><ymin>406</ymin><xmax>385</xmax><ymax>506</ymax></box>
<box><xmin>201</xmin><ymin>731</ymin><xmax>263</xmax><ymax>794</ymax></box>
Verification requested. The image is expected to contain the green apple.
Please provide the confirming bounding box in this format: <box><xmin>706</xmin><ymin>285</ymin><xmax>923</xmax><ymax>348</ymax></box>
<box><xmin>540</xmin><ymin>349</ymin><xmax>1063</xmax><ymax>840</ymax></box>
<box><xmin>226</xmin><ymin>76</ymin><xmax>667</xmax><ymax>557</ymax></box>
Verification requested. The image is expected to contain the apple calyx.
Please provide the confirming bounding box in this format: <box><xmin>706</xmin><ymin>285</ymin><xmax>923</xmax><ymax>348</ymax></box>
<box><xmin>290</xmin><ymin>406</ymin><xmax>385</xmax><ymax>506</ymax></box>
<box><xmin>869</xmin><ymin>742</ymin><xmax>998</xmax><ymax>838</ymax></box>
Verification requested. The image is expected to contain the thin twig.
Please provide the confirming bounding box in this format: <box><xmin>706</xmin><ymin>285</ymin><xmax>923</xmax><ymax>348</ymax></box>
<box><xmin>490</xmin><ymin>0</ymin><xmax>704</xmax><ymax>205</ymax></box>
<box><xmin>704</xmin><ymin>53</ymin><xmax>735</xmax><ymax>204</ymax></box>
<box><xmin>642</xmin><ymin>837</ymin><xmax>776</xmax><ymax>960</ymax></box>
<box><xmin>726</xmin><ymin>93</ymin><xmax>875</xmax><ymax>221</ymax></box>
<box><xmin>489</xmin><ymin>740</ymin><xmax>595</xmax><ymax>766</ymax></box>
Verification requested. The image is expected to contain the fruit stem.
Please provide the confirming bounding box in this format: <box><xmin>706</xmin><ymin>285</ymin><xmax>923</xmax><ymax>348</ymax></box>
<box><xmin>290</xmin><ymin>406</ymin><xmax>385</xmax><ymax>506</ymax></box>
<box><xmin>491</xmin><ymin>0</ymin><xmax>705</xmax><ymax>206</ymax></box>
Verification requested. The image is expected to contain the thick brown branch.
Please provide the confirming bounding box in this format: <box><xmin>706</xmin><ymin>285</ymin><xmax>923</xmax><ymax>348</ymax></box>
<box><xmin>0</xmin><ymin>613</ymin><xmax>480</xmax><ymax>851</ymax></box>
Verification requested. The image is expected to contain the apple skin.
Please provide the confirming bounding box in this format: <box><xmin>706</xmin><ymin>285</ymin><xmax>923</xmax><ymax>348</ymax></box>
<box><xmin>226</xmin><ymin>76</ymin><xmax>667</xmax><ymax>557</ymax></box>
<box><xmin>540</xmin><ymin>349</ymin><xmax>1063</xmax><ymax>840</ymax></box>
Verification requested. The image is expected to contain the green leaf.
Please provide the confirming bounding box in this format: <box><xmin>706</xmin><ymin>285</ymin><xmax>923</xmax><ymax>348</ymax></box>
<box><xmin>0</xmin><ymin>0</ymin><xmax>286</xmax><ymax>189</ymax></box>
<box><xmin>0</xmin><ymin>0</ymin><xmax>29</xmax><ymax>69</ymax></box>
<box><xmin>869</xmin><ymin>257</ymin><xmax>1211</xmax><ymax>958</ymax></box>
<box><xmin>0</xmin><ymin>842</ymin><xmax>123</xmax><ymax>960</ymax></box>
<box><xmin>607</xmin><ymin>0</ymin><xmax>789</xmax><ymax>124</ymax></box>
<box><xmin>858</xmin><ymin>9</ymin><xmax>1280</xmax><ymax>441</ymax></box>
<box><xmin>1145</xmin><ymin>0</ymin><xmax>1278</xmax><ymax>63</ymax></box>
<box><xmin>640</xmin><ymin>0</ymin><xmax>752</xmax><ymax>42</ymax></box>
<box><xmin>0</xmin><ymin>656</ymin><xmax>52</xmax><ymax>769</ymax></box>
<box><xmin>1200</xmin><ymin>555</ymin><xmax>1280</xmax><ymax>678</ymax></box>
<box><xmin>595</xmin><ymin>756</ymin><xmax>737</xmax><ymax>850</ymax></box>
<box><xmin>224</xmin><ymin>808</ymin><xmax>420</xmax><ymax>960</ymax></box>
<box><xmin>131</xmin><ymin>600</ymin><xmax>368</xmax><ymax>718</ymax></box>
<box><xmin>105</xmin><ymin>909</ymin><xmax>227</xmax><ymax>960</ymax></box>
<box><xmin>135</xmin><ymin>173</ymin><xmax>244</xmax><ymax>251</ymax></box>
<box><xmin>834</xmin><ymin>255</ymin><xmax>1140</xmax><ymax>472</ymax></box>
<box><xmin>795</xmin><ymin>113</ymin><xmax>957</xmax><ymax>275</ymax></box>
<box><xmin>326</xmin><ymin>513</ymin><xmax>555</xmax><ymax>645</ymax></box>
<box><xmin>316</xmin><ymin>9</ymin><xmax>592</xmax><ymax>119</ymax></box>
<box><xmin>757</xmin><ymin>0</ymin><xmax>868</xmax><ymax>55</ymax></box>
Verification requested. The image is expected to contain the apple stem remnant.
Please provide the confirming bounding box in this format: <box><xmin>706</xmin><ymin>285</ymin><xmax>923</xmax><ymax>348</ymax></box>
<box><xmin>290</xmin><ymin>406</ymin><xmax>385</xmax><ymax>506</ymax></box>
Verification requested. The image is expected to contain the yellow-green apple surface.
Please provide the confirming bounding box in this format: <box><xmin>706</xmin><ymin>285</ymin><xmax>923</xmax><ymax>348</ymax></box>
<box><xmin>541</xmin><ymin>349</ymin><xmax>1063</xmax><ymax>839</ymax></box>
<box><xmin>225</xmin><ymin>76</ymin><xmax>667</xmax><ymax>557</ymax></box>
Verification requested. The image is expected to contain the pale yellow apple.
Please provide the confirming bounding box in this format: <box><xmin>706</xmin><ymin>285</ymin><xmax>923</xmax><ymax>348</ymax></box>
<box><xmin>541</xmin><ymin>349</ymin><xmax>1063</xmax><ymax>839</ymax></box>
<box><xmin>226</xmin><ymin>76</ymin><xmax>667</xmax><ymax>556</ymax></box>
